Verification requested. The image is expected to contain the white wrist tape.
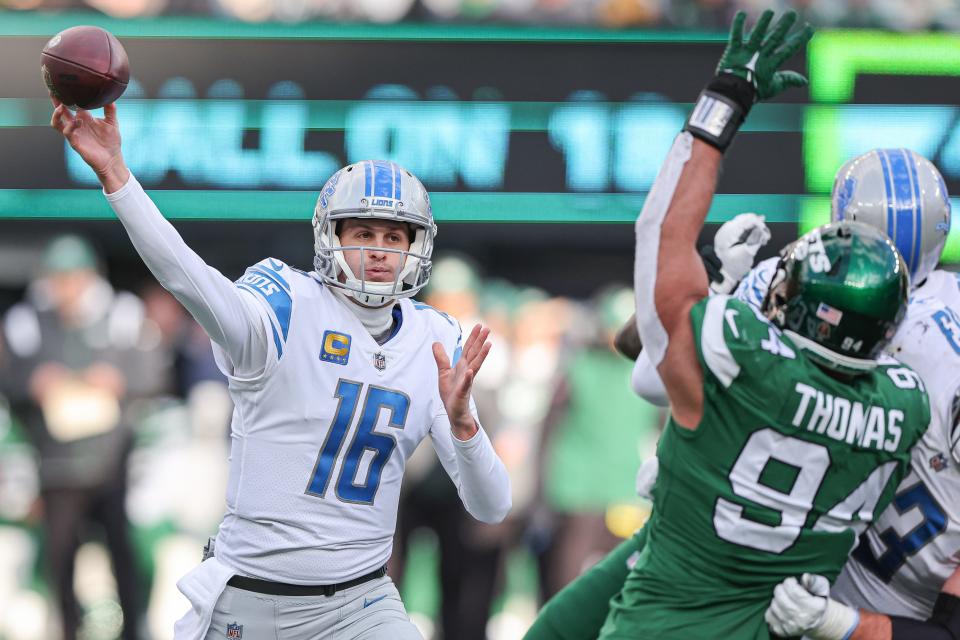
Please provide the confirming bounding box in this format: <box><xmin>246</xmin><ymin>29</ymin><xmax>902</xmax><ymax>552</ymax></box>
<box><xmin>810</xmin><ymin>599</ymin><xmax>860</xmax><ymax>640</ymax></box>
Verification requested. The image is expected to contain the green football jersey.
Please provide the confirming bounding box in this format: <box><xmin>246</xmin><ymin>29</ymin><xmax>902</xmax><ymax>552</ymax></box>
<box><xmin>600</xmin><ymin>295</ymin><xmax>930</xmax><ymax>640</ymax></box>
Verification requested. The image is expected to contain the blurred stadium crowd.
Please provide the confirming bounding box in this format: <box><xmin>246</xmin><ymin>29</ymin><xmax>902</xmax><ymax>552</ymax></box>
<box><xmin>0</xmin><ymin>235</ymin><xmax>661</xmax><ymax>640</ymax></box>
<box><xmin>2</xmin><ymin>0</ymin><xmax>960</xmax><ymax>31</ymax></box>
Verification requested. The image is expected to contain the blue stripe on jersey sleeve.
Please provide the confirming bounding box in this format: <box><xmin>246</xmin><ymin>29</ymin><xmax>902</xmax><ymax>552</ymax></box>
<box><xmin>270</xmin><ymin>323</ymin><xmax>283</xmax><ymax>357</ymax></box>
<box><xmin>258</xmin><ymin>259</ymin><xmax>290</xmax><ymax>292</ymax></box>
<box><xmin>236</xmin><ymin>270</ymin><xmax>293</xmax><ymax>341</ymax></box>
<box><xmin>247</xmin><ymin>269</ymin><xmax>292</xmax><ymax>338</ymax></box>
<box><xmin>250</xmin><ymin>267</ymin><xmax>290</xmax><ymax>297</ymax></box>
<box><xmin>236</xmin><ymin>282</ymin><xmax>285</xmax><ymax>357</ymax></box>
<box><xmin>412</xmin><ymin>301</ymin><xmax>456</xmax><ymax>326</ymax></box>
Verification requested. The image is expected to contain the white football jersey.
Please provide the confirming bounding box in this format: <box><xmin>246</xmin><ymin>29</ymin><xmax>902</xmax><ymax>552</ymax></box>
<box><xmin>734</xmin><ymin>255</ymin><xmax>778</xmax><ymax>310</ymax></box>
<box><xmin>832</xmin><ymin>270</ymin><xmax>960</xmax><ymax>618</ymax></box>
<box><xmin>910</xmin><ymin>268</ymin><xmax>960</xmax><ymax>310</ymax></box>
<box><xmin>212</xmin><ymin>258</ymin><xmax>471</xmax><ymax>585</ymax></box>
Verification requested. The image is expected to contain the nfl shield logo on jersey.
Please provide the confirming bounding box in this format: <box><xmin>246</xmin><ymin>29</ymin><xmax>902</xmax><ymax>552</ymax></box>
<box><xmin>226</xmin><ymin>622</ymin><xmax>243</xmax><ymax>638</ymax></box>
<box><xmin>930</xmin><ymin>452</ymin><xmax>950</xmax><ymax>472</ymax></box>
<box><xmin>374</xmin><ymin>352</ymin><xmax>387</xmax><ymax>371</ymax></box>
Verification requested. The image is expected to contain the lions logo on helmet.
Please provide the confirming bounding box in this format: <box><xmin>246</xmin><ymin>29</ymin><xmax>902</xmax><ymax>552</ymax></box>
<box><xmin>831</xmin><ymin>148</ymin><xmax>951</xmax><ymax>288</ymax></box>
<box><xmin>764</xmin><ymin>221</ymin><xmax>909</xmax><ymax>375</ymax></box>
<box><xmin>312</xmin><ymin>160</ymin><xmax>437</xmax><ymax>306</ymax></box>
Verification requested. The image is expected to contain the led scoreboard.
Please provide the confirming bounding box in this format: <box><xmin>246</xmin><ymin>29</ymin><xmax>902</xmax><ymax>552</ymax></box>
<box><xmin>1</xmin><ymin>13</ymin><xmax>960</xmax><ymax>262</ymax></box>
<box><xmin>0</xmin><ymin>13</ymin><xmax>802</xmax><ymax>224</ymax></box>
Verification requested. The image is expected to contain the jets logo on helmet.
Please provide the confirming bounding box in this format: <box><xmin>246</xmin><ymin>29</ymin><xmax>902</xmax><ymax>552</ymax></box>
<box><xmin>763</xmin><ymin>221</ymin><xmax>909</xmax><ymax>375</ymax></box>
<box><xmin>790</xmin><ymin>231</ymin><xmax>831</xmax><ymax>273</ymax></box>
<box><xmin>831</xmin><ymin>148</ymin><xmax>951</xmax><ymax>288</ymax></box>
<box><xmin>312</xmin><ymin>160</ymin><xmax>437</xmax><ymax>306</ymax></box>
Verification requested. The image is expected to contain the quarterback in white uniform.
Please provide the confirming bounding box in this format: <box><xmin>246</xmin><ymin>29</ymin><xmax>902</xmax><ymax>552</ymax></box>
<box><xmin>50</xmin><ymin>100</ymin><xmax>512</xmax><ymax>639</ymax></box>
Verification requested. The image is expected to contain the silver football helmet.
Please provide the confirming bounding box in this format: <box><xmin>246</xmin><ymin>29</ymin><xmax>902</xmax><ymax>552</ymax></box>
<box><xmin>313</xmin><ymin>160</ymin><xmax>437</xmax><ymax>306</ymax></box>
<box><xmin>831</xmin><ymin>148</ymin><xmax>951</xmax><ymax>288</ymax></box>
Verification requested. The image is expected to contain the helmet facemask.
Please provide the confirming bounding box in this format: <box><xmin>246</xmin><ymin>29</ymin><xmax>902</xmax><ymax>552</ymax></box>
<box><xmin>314</xmin><ymin>213</ymin><xmax>434</xmax><ymax>307</ymax></box>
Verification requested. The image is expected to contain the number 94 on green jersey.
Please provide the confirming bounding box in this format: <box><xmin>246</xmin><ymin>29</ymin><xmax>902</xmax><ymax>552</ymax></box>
<box><xmin>638</xmin><ymin>296</ymin><xmax>930</xmax><ymax>613</ymax></box>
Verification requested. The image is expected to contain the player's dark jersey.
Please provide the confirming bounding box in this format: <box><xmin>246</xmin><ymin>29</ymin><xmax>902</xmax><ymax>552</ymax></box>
<box><xmin>601</xmin><ymin>296</ymin><xmax>930</xmax><ymax>640</ymax></box>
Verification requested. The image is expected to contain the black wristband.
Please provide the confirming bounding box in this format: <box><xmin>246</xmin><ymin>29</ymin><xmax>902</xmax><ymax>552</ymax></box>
<box><xmin>890</xmin><ymin>616</ymin><xmax>955</xmax><ymax>640</ymax></box>
<box><xmin>706</xmin><ymin>73</ymin><xmax>757</xmax><ymax>115</ymax></box>
<box><xmin>699</xmin><ymin>244</ymin><xmax>724</xmax><ymax>286</ymax></box>
<box><xmin>684</xmin><ymin>74</ymin><xmax>757</xmax><ymax>152</ymax></box>
<box><xmin>889</xmin><ymin>593</ymin><xmax>960</xmax><ymax>640</ymax></box>
<box><xmin>932</xmin><ymin>592</ymin><xmax>960</xmax><ymax>639</ymax></box>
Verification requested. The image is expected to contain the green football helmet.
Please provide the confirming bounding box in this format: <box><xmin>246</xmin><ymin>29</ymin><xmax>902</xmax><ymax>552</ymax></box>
<box><xmin>763</xmin><ymin>221</ymin><xmax>909</xmax><ymax>374</ymax></box>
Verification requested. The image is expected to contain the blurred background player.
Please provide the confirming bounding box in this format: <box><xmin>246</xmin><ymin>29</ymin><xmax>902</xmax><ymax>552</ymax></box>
<box><xmin>0</xmin><ymin>234</ymin><xmax>167</xmax><ymax>640</ymax></box>
<box><xmin>530</xmin><ymin>285</ymin><xmax>660</xmax><ymax>603</ymax></box>
<box><xmin>49</xmin><ymin>97</ymin><xmax>512</xmax><ymax>639</ymax></box>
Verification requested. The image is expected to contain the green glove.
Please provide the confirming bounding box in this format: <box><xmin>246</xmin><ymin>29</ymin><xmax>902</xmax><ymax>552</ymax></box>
<box><xmin>684</xmin><ymin>10</ymin><xmax>812</xmax><ymax>151</ymax></box>
<box><xmin>717</xmin><ymin>9</ymin><xmax>814</xmax><ymax>102</ymax></box>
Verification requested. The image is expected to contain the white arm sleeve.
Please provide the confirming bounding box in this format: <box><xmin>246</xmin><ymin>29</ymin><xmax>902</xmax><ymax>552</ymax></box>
<box><xmin>634</xmin><ymin>132</ymin><xmax>694</xmax><ymax>367</ymax></box>
<box><xmin>104</xmin><ymin>174</ymin><xmax>272</xmax><ymax>378</ymax></box>
<box><xmin>631</xmin><ymin>350</ymin><xmax>669</xmax><ymax>407</ymax></box>
<box><xmin>430</xmin><ymin>400</ymin><xmax>512</xmax><ymax>524</ymax></box>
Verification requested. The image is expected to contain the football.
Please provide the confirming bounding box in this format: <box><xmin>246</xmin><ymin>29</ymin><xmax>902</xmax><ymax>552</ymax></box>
<box><xmin>41</xmin><ymin>26</ymin><xmax>130</xmax><ymax>110</ymax></box>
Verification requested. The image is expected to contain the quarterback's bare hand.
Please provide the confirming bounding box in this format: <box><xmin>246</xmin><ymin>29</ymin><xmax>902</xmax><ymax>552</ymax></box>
<box><xmin>50</xmin><ymin>97</ymin><xmax>129</xmax><ymax>193</ymax></box>
<box><xmin>433</xmin><ymin>324</ymin><xmax>492</xmax><ymax>441</ymax></box>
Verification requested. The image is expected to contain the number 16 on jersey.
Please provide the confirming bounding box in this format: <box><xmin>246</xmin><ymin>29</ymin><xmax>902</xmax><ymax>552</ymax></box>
<box><xmin>306</xmin><ymin>379</ymin><xmax>410</xmax><ymax>505</ymax></box>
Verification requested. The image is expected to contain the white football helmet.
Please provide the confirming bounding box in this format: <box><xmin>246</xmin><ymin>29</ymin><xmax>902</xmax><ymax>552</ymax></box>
<box><xmin>313</xmin><ymin>160</ymin><xmax>437</xmax><ymax>306</ymax></box>
<box><xmin>831</xmin><ymin>148</ymin><xmax>951</xmax><ymax>288</ymax></box>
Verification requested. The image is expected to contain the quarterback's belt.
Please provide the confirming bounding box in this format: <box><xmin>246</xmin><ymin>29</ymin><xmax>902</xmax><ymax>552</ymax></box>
<box><xmin>227</xmin><ymin>565</ymin><xmax>387</xmax><ymax>597</ymax></box>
